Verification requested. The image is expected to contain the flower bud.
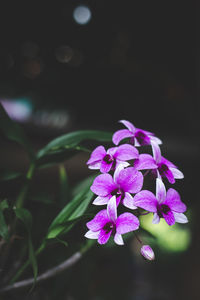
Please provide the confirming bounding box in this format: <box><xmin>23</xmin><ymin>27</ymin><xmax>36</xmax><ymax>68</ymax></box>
<box><xmin>140</xmin><ymin>245</ymin><xmax>155</xmax><ymax>261</ymax></box>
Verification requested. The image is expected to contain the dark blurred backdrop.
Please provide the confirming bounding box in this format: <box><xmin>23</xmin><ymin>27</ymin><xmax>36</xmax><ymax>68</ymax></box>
<box><xmin>0</xmin><ymin>1</ymin><xmax>199</xmax><ymax>300</ymax></box>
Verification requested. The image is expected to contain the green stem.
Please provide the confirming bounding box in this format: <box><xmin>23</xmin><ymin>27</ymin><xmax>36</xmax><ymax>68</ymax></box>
<box><xmin>16</xmin><ymin>161</ymin><xmax>36</xmax><ymax>209</ymax></box>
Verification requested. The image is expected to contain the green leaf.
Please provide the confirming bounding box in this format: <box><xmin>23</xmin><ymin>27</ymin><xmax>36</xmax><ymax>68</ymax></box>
<box><xmin>0</xmin><ymin>103</ymin><xmax>34</xmax><ymax>159</ymax></box>
<box><xmin>14</xmin><ymin>208</ymin><xmax>38</xmax><ymax>282</ymax></box>
<box><xmin>37</xmin><ymin>130</ymin><xmax>112</xmax><ymax>160</ymax></box>
<box><xmin>0</xmin><ymin>199</ymin><xmax>9</xmax><ymax>241</ymax></box>
<box><xmin>0</xmin><ymin>170</ymin><xmax>22</xmax><ymax>181</ymax></box>
<box><xmin>14</xmin><ymin>208</ymin><xmax>32</xmax><ymax>230</ymax></box>
<box><xmin>59</xmin><ymin>165</ymin><xmax>69</xmax><ymax>207</ymax></box>
<box><xmin>47</xmin><ymin>175</ymin><xmax>95</xmax><ymax>239</ymax></box>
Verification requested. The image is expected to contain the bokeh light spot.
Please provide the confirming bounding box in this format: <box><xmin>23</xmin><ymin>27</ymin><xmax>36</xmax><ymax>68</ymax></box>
<box><xmin>73</xmin><ymin>5</ymin><xmax>91</xmax><ymax>25</ymax></box>
<box><xmin>55</xmin><ymin>46</ymin><xmax>73</xmax><ymax>63</ymax></box>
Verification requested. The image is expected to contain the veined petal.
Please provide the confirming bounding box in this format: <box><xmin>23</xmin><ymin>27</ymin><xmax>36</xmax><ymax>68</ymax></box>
<box><xmin>87</xmin><ymin>146</ymin><xmax>106</xmax><ymax>165</ymax></box>
<box><xmin>160</xmin><ymin>167</ymin><xmax>175</xmax><ymax>184</ymax></box>
<box><xmin>91</xmin><ymin>174</ymin><xmax>116</xmax><ymax>196</ymax></box>
<box><xmin>156</xmin><ymin>178</ymin><xmax>166</xmax><ymax>203</ymax></box>
<box><xmin>163</xmin><ymin>210</ymin><xmax>175</xmax><ymax>226</ymax></box>
<box><xmin>116</xmin><ymin>167</ymin><xmax>143</xmax><ymax>194</ymax></box>
<box><xmin>112</xmin><ymin>129</ymin><xmax>133</xmax><ymax>145</ymax></box>
<box><xmin>88</xmin><ymin>161</ymin><xmax>101</xmax><ymax>170</ymax></box>
<box><xmin>86</xmin><ymin>209</ymin><xmax>109</xmax><ymax>231</ymax></box>
<box><xmin>152</xmin><ymin>213</ymin><xmax>160</xmax><ymax>224</ymax></box>
<box><xmin>150</xmin><ymin>135</ymin><xmax>162</xmax><ymax>145</ymax></box>
<box><xmin>173</xmin><ymin>212</ymin><xmax>188</xmax><ymax>223</ymax></box>
<box><xmin>114</xmin><ymin>233</ymin><xmax>124</xmax><ymax>245</ymax></box>
<box><xmin>165</xmin><ymin>188</ymin><xmax>187</xmax><ymax>213</ymax></box>
<box><xmin>116</xmin><ymin>212</ymin><xmax>139</xmax><ymax>234</ymax></box>
<box><xmin>92</xmin><ymin>196</ymin><xmax>110</xmax><ymax>205</ymax></box>
<box><xmin>133</xmin><ymin>190</ymin><xmax>157</xmax><ymax>212</ymax></box>
<box><xmin>85</xmin><ymin>230</ymin><xmax>100</xmax><ymax>239</ymax></box>
<box><xmin>119</xmin><ymin>120</ymin><xmax>136</xmax><ymax>132</ymax></box>
<box><xmin>134</xmin><ymin>154</ymin><xmax>157</xmax><ymax>170</ymax></box>
<box><xmin>100</xmin><ymin>160</ymin><xmax>113</xmax><ymax>173</ymax></box>
<box><xmin>122</xmin><ymin>192</ymin><xmax>137</xmax><ymax>209</ymax></box>
<box><xmin>151</xmin><ymin>141</ymin><xmax>162</xmax><ymax>163</ymax></box>
<box><xmin>98</xmin><ymin>229</ymin><xmax>112</xmax><ymax>244</ymax></box>
<box><xmin>107</xmin><ymin>196</ymin><xmax>117</xmax><ymax>222</ymax></box>
<box><xmin>114</xmin><ymin>144</ymin><xmax>139</xmax><ymax>160</ymax></box>
<box><xmin>170</xmin><ymin>167</ymin><xmax>184</xmax><ymax>179</ymax></box>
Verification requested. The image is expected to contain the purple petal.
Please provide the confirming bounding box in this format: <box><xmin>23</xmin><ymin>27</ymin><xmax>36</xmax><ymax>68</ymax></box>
<box><xmin>91</xmin><ymin>174</ymin><xmax>116</xmax><ymax>196</ymax></box>
<box><xmin>165</xmin><ymin>188</ymin><xmax>187</xmax><ymax>213</ymax></box>
<box><xmin>114</xmin><ymin>144</ymin><xmax>139</xmax><ymax>160</ymax></box>
<box><xmin>100</xmin><ymin>160</ymin><xmax>113</xmax><ymax>173</ymax></box>
<box><xmin>170</xmin><ymin>167</ymin><xmax>184</xmax><ymax>179</ymax></box>
<box><xmin>156</xmin><ymin>178</ymin><xmax>166</xmax><ymax>203</ymax></box>
<box><xmin>159</xmin><ymin>166</ymin><xmax>175</xmax><ymax>184</ymax></box>
<box><xmin>92</xmin><ymin>196</ymin><xmax>110</xmax><ymax>205</ymax></box>
<box><xmin>87</xmin><ymin>146</ymin><xmax>106</xmax><ymax>165</ymax></box>
<box><xmin>173</xmin><ymin>212</ymin><xmax>188</xmax><ymax>223</ymax></box>
<box><xmin>160</xmin><ymin>157</ymin><xmax>177</xmax><ymax>168</ymax></box>
<box><xmin>135</xmin><ymin>129</ymin><xmax>151</xmax><ymax>146</ymax></box>
<box><xmin>134</xmin><ymin>154</ymin><xmax>157</xmax><ymax>170</ymax></box>
<box><xmin>116</xmin><ymin>167</ymin><xmax>143</xmax><ymax>194</ymax></box>
<box><xmin>122</xmin><ymin>192</ymin><xmax>137</xmax><ymax>209</ymax></box>
<box><xmin>107</xmin><ymin>196</ymin><xmax>117</xmax><ymax>222</ymax></box>
<box><xmin>140</xmin><ymin>245</ymin><xmax>155</xmax><ymax>261</ymax></box>
<box><xmin>98</xmin><ymin>229</ymin><xmax>112</xmax><ymax>244</ymax></box>
<box><xmin>163</xmin><ymin>210</ymin><xmax>175</xmax><ymax>226</ymax></box>
<box><xmin>114</xmin><ymin>233</ymin><xmax>124</xmax><ymax>245</ymax></box>
<box><xmin>88</xmin><ymin>161</ymin><xmax>101</xmax><ymax>170</ymax></box>
<box><xmin>116</xmin><ymin>212</ymin><xmax>139</xmax><ymax>234</ymax></box>
<box><xmin>85</xmin><ymin>230</ymin><xmax>100</xmax><ymax>239</ymax></box>
<box><xmin>152</xmin><ymin>213</ymin><xmax>160</xmax><ymax>224</ymax></box>
<box><xmin>112</xmin><ymin>129</ymin><xmax>133</xmax><ymax>145</ymax></box>
<box><xmin>133</xmin><ymin>190</ymin><xmax>157</xmax><ymax>212</ymax></box>
<box><xmin>86</xmin><ymin>209</ymin><xmax>109</xmax><ymax>231</ymax></box>
<box><xmin>119</xmin><ymin>120</ymin><xmax>136</xmax><ymax>132</ymax></box>
<box><xmin>150</xmin><ymin>136</ymin><xmax>162</xmax><ymax>145</ymax></box>
<box><xmin>151</xmin><ymin>141</ymin><xmax>162</xmax><ymax>163</ymax></box>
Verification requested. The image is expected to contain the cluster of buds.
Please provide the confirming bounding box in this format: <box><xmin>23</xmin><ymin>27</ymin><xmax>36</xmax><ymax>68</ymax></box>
<box><xmin>85</xmin><ymin>120</ymin><xmax>188</xmax><ymax>260</ymax></box>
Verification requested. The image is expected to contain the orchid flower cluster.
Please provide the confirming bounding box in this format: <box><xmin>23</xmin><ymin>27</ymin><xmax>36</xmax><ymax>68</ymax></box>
<box><xmin>85</xmin><ymin>120</ymin><xmax>188</xmax><ymax>259</ymax></box>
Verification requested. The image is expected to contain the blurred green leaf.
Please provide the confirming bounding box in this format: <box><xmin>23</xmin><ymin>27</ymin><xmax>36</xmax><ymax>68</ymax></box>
<box><xmin>0</xmin><ymin>199</ymin><xmax>9</xmax><ymax>241</ymax></box>
<box><xmin>37</xmin><ymin>130</ymin><xmax>112</xmax><ymax>160</ymax></box>
<box><xmin>14</xmin><ymin>208</ymin><xmax>38</xmax><ymax>282</ymax></box>
<box><xmin>0</xmin><ymin>103</ymin><xmax>34</xmax><ymax>159</ymax></box>
<box><xmin>59</xmin><ymin>165</ymin><xmax>69</xmax><ymax>207</ymax></box>
<box><xmin>47</xmin><ymin>175</ymin><xmax>95</xmax><ymax>239</ymax></box>
<box><xmin>0</xmin><ymin>170</ymin><xmax>22</xmax><ymax>181</ymax></box>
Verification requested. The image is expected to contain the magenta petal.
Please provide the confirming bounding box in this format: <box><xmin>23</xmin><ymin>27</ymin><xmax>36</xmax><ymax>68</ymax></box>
<box><xmin>163</xmin><ymin>210</ymin><xmax>175</xmax><ymax>226</ymax></box>
<box><xmin>92</xmin><ymin>196</ymin><xmax>110</xmax><ymax>205</ymax></box>
<box><xmin>114</xmin><ymin>233</ymin><xmax>124</xmax><ymax>245</ymax></box>
<box><xmin>87</xmin><ymin>146</ymin><xmax>106</xmax><ymax>165</ymax></box>
<box><xmin>173</xmin><ymin>212</ymin><xmax>188</xmax><ymax>223</ymax></box>
<box><xmin>100</xmin><ymin>160</ymin><xmax>113</xmax><ymax>173</ymax></box>
<box><xmin>116</xmin><ymin>167</ymin><xmax>143</xmax><ymax>194</ymax></box>
<box><xmin>161</xmin><ymin>167</ymin><xmax>175</xmax><ymax>184</ymax></box>
<box><xmin>114</xmin><ymin>144</ymin><xmax>139</xmax><ymax>160</ymax></box>
<box><xmin>165</xmin><ymin>188</ymin><xmax>187</xmax><ymax>213</ymax></box>
<box><xmin>86</xmin><ymin>209</ymin><xmax>109</xmax><ymax>231</ymax></box>
<box><xmin>122</xmin><ymin>192</ymin><xmax>137</xmax><ymax>209</ymax></box>
<box><xmin>170</xmin><ymin>168</ymin><xmax>184</xmax><ymax>179</ymax></box>
<box><xmin>85</xmin><ymin>230</ymin><xmax>100</xmax><ymax>239</ymax></box>
<box><xmin>151</xmin><ymin>141</ymin><xmax>162</xmax><ymax>163</ymax></box>
<box><xmin>98</xmin><ymin>229</ymin><xmax>112</xmax><ymax>244</ymax></box>
<box><xmin>156</xmin><ymin>178</ymin><xmax>166</xmax><ymax>203</ymax></box>
<box><xmin>91</xmin><ymin>174</ymin><xmax>116</xmax><ymax>196</ymax></box>
<box><xmin>119</xmin><ymin>120</ymin><xmax>136</xmax><ymax>132</ymax></box>
<box><xmin>107</xmin><ymin>196</ymin><xmax>117</xmax><ymax>222</ymax></box>
<box><xmin>161</xmin><ymin>157</ymin><xmax>177</xmax><ymax>168</ymax></box>
<box><xmin>135</xmin><ymin>154</ymin><xmax>157</xmax><ymax>170</ymax></box>
<box><xmin>112</xmin><ymin>129</ymin><xmax>133</xmax><ymax>145</ymax></box>
<box><xmin>133</xmin><ymin>190</ymin><xmax>157</xmax><ymax>212</ymax></box>
<box><xmin>116</xmin><ymin>212</ymin><xmax>139</xmax><ymax>234</ymax></box>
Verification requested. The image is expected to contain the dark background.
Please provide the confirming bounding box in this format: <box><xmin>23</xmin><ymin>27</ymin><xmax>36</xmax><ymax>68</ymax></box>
<box><xmin>0</xmin><ymin>1</ymin><xmax>199</xmax><ymax>300</ymax></box>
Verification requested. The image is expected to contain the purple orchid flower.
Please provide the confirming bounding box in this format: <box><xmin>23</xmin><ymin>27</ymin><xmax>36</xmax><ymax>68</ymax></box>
<box><xmin>112</xmin><ymin>120</ymin><xmax>162</xmax><ymax>147</ymax></box>
<box><xmin>90</xmin><ymin>167</ymin><xmax>143</xmax><ymax>209</ymax></box>
<box><xmin>85</xmin><ymin>196</ymin><xmax>140</xmax><ymax>245</ymax></box>
<box><xmin>151</xmin><ymin>141</ymin><xmax>184</xmax><ymax>184</ymax></box>
<box><xmin>133</xmin><ymin>178</ymin><xmax>188</xmax><ymax>226</ymax></box>
<box><xmin>87</xmin><ymin>144</ymin><xmax>139</xmax><ymax>173</ymax></box>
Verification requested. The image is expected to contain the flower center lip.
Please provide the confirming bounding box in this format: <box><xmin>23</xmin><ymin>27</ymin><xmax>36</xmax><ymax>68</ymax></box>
<box><xmin>135</xmin><ymin>131</ymin><xmax>150</xmax><ymax>145</ymax></box>
<box><xmin>103</xmin><ymin>221</ymin><xmax>115</xmax><ymax>234</ymax></box>
<box><xmin>158</xmin><ymin>163</ymin><xmax>169</xmax><ymax>175</ymax></box>
<box><xmin>157</xmin><ymin>204</ymin><xmax>170</xmax><ymax>217</ymax></box>
<box><xmin>103</xmin><ymin>154</ymin><xmax>113</xmax><ymax>164</ymax></box>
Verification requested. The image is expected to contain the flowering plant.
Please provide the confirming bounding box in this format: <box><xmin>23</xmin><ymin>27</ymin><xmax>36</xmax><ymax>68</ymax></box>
<box><xmin>0</xmin><ymin>105</ymin><xmax>188</xmax><ymax>295</ymax></box>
